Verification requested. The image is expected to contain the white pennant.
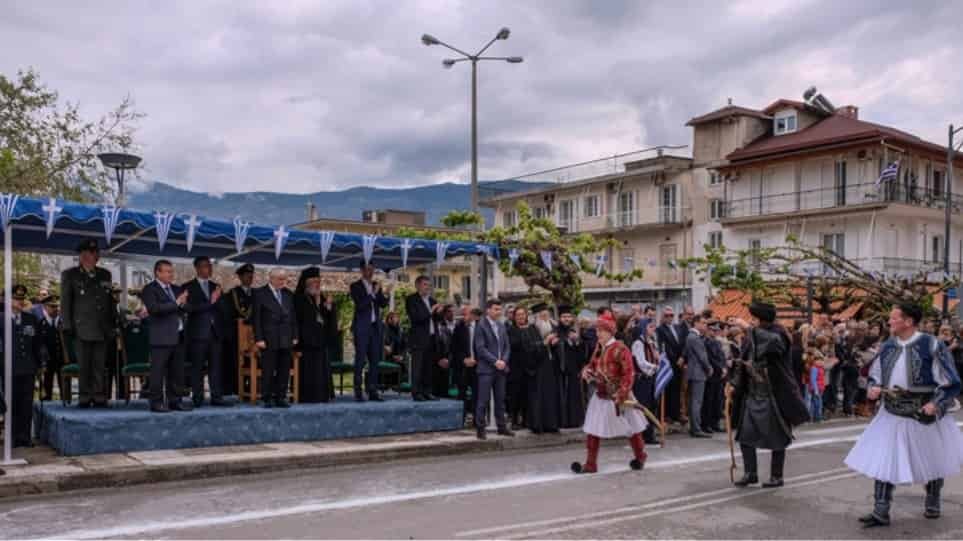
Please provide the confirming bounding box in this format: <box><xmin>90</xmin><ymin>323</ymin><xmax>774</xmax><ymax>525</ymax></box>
<box><xmin>540</xmin><ymin>250</ymin><xmax>553</xmax><ymax>272</ymax></box>
<box><xmin>0</xmin><ymin>194</ymin><xmax>18</xmax><ymax>231</ymax></box>
<box><xmin>508</xmin><ymin>248</ymin><xmax>520</xmax><ymax>267</ymax></box>
<box><xmin>42</xmin><ymin>197</ymin><xmax>62</xmax><ymax>238</ymax></box>
<box><xmin>233</xmin><ymin>217</ymin><xmax>250</xmax><ymax>254</ymax></box>
<box><xmin>435</xmin><ymin>241</ymin><xmax>451</xmax><ymax>267</ymax></box>
<box><xmin>569</xmin><ymin>253</ymin><xmax>581</xmax><ymax>268</ymax></box>
<box><xmin>102</xmin><ymin>205</ymin><xmax>122</xmax><ymax>244</ymax></box>
<box><xmin>274</xmin><ymin>225</ymin><xmax>289</xmax><ymax>260</ymax></box>
<box><xmin>362</xmin><ymin>234</ymin><xmax>377</xmax><ymax>264</ymax></box>
<box><xmin>185</xmin><ymin>214</ymin><xmax>202</xmax><ymax>253</ymax></box>
<box><xmin>594</xmin><ymin>254</ymin><xmax>607</xmax><ymax>276</ymax></box>
<box><xmin>623</xmin><ymin>256</ymin><xmax>633</xmax><ymax>271</ymax></box>
<box><xmin>319</xmin><ymin>231</ymin><xmax>335</xmax><ymax>263</ymax></box>
<box><xmin>401</xmin><ymin>238</ymin><xmax>413</xmax><ymax>268</ymax></box>
<box><xmin>154</xmin><ymin>212</ymin><xmax>174</xmax><ymax>251</ymax></box>
<box><xmin>477</xmin><ymin>244</ymin><xmax>491</xmax><ymax>258</ymax></box>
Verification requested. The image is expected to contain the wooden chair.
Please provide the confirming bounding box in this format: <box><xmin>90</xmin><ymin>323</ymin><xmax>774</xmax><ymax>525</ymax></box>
<box><xmin>237</xmin><ymin>321</ymin><xmax>299</xmax><ymax>404</ymax></box>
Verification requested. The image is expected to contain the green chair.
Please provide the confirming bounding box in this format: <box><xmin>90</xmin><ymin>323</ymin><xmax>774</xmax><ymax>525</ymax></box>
<box><xmin>375</xmin><ymin>361</ymin><xmax>403</xmax><ymax>392</ymax></box>
<box><xmin>121</xmin><ymin>321</ymin><xmax>151</xmax><ymax>403</ymax></box>
<box><xmin>60</xmin><ymin>333</ymin><xmax>80</xmax><ymax>406</ymax></box>
<box><xmin>326</xmin><ymin>331</ymin><xmax>352</xmax><ymax>395</ymax></box>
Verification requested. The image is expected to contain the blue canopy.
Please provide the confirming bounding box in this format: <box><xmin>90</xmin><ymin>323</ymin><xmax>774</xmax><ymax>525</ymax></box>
<box><xmin>0</xmin><ymin>193</ymin><xmax>496</xmax><ymax>270</ymax></box>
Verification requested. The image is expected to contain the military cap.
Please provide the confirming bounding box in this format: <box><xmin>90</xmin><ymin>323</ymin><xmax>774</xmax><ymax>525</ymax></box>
<box><xmin>236</xmin><ymin>263</ymin><xmax>255</xmax><ymax>275</ymax></box>
<box><xmin>76</xmin><ymin>238</ymin><xmax>100</xmax><ymax>253</ymax></box>
<box><xmin>11</xmin><ymin>284</ymin><xmax>27</xmax><ymax>300</ymax></box>
<box><xmin>531</xmin><ymin>302</ymin><xmax>549</xmax><ymax>313</ymax></box>
<box><xmin>40</xmin><ymin>294</ymin><xmax>60</xmax><ymax>306</ymax></box>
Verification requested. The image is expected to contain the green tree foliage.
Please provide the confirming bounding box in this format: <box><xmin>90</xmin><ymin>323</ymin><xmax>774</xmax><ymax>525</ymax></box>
<box><xmin>440</xmin><ymin>210</ymin><xmax>483</xmax><ymax>229</ymax></box>
<box><xmin>0</xmin><ymin>69</ymin><xmax>143</xmax><ymax>200</ymax></box>
<box><xmin>683</xmin><ymin>236</ymin><xmax>950</xmax><ymax>323</ymax></box>
<box><xmin>397</xmin><ymin>203</ymin><xmax>643</xmax><ymax>309</ymax></box>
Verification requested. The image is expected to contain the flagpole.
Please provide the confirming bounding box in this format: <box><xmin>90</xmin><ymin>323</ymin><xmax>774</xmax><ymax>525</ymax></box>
<box><xmin>660</xmin><ymin>394</ymin><xmax>666</xmax><ymax>449</ymax></box>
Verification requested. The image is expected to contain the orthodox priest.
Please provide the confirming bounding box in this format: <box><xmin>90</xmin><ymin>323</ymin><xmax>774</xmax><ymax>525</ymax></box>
<box><xmin>728</xmin><ymin>302</ymin><xmax>809</xmax><ymax>488</ymax></box>
<box><xmin>554</xmin><ymin>305</ymin><xmax>587</xmax><ymax>428</ymax></box>
<box><xmin>219</xmin><ymin>263</ymin><xmax>255</xmax><ymax>396</ymax></box>
<box><xmin>845</xmin><ymin>303</ymin><xmax>963</xmax><ymax>528</ymax></box>
<box><xmin>572</xmin><ymin>314</ymin><xmax>648</xmax><ymax>474</ymax></box>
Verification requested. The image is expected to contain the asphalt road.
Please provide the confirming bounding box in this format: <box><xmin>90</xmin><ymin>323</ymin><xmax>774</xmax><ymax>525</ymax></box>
<box><xmin>3</xmin><ymin>417</ymin><xmax>963</xmax><ymax>539</ymax></box>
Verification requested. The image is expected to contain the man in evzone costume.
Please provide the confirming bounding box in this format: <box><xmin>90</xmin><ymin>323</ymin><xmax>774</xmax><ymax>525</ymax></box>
<box><xmin>571</xmin><ymin>314</ymin><xmax>648</xmax><ymax>474</ymax></box>
<box><xmin>845</xmin><ymin>303</ymin><xmax>963</xmax><ymax>528</ymax></box>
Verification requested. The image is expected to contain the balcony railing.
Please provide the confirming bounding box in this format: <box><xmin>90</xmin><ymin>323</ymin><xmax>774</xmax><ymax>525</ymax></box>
<box><xmin>725</xmin><ymin>182</ymin><xmax>963</xmax><ymax>220</ymax></box>
<box><xmin>562</xmin><ymin>206</ymin><xmax>691</xmax><ymax>233</ymax></box>
<box><xmin>775</xmin><ymin>258</ymin><xmax>945</xmax><ymax>279</ymax></box>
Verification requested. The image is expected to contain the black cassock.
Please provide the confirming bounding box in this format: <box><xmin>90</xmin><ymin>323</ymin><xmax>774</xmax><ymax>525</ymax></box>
<box><xmin>555</xmin><ymin>323</ymin><xmax>587</xmax><ymax>429</ymax></box>
<box><xmin>519</xmin><ymin>325</ymin><xmax>560</xmax><ymax>434</ymax></box>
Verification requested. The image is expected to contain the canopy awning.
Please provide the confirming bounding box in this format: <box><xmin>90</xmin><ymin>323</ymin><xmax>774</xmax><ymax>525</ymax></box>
<box><xmin>0</xmin><ymin>193</ymin><xmax>496</xmax><ymax>269</ymax></box>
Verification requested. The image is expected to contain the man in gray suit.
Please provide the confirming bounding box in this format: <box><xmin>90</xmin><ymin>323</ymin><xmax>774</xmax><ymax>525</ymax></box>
<box><xmin>473</xmin><ymin>299</ymin><xmax>513</xmax><ymax>440</ymax></box>
<box><xmin>683</xmin><ymin>314</ymin><xmax>713</xmax><ymax>438</ymax></box>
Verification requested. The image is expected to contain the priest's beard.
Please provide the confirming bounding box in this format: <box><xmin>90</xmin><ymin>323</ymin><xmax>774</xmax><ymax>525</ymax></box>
<box><xmin>535</xmin><ymin>318</ymin><xmax>554</xmax><ymax>339</ymax></box>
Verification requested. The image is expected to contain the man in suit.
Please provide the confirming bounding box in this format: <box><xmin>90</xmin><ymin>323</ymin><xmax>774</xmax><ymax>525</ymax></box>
<box><xmin>656</xmin><ymin>307</ymin><xmax>685</xmax><ymax>424</ymax></box>
<box><xmin>683</xmin><ymin>315</ymin><xmax>713</xmax><ymax>438</ymax></box>
<box><xmin>60</xmin><ymin>238</ymin><xmax>116</xmax><ymax>408</ymax></box>
<box><xmin>702</xmin><ymin>320</ymin><xmax>727</xmax><ymax>433</ymax></box>
<box><xmin>0</xmin><ymin>285</ymin><xmax>43</xmax><ymax>446</ymax></box>
<box><xmin>35</xmin><ymin>294</ymin><xmax>67</xmax><ymax>402</ymax></box>
<box><xmin>252</xmin><ymin>268</ymin><xmax>299</xmax><ymax>408</ymax></box>
<box><xmin>182</xmin><ymin>256</ymin><xmax>230</xmax><ymax>407</ymax></box>
<box><xmin>451</xmin><ymin>306</ymin><xmax>480</xmax><ymax>422</ymax></box>
<box><xmin>141</xmin><ymin>260</ymin><xmax>192</xmax><ymax>413</ymax></box>
<box><xmin>220</xmin><ymin>263</ymin><xmax>255</xmax><ymax>396</ymax></box>
<box><xmin>29</xmin><ymin>288</ymin><xmax>48</xmax><ymax>319</ymax></box>
<box><xmin>405</xmin><ymin>275</ymin><xmax>443</xmax><ymax>401</ymax></box>
<box><xmin>473</xmin><ymin>299</ymin><xmax>513</xmax><ymax>440</ymax></box>
<box><xmin>350</xmin><ymin>264</ymin><xmax>389</xmax><ymax>402</ymax></box>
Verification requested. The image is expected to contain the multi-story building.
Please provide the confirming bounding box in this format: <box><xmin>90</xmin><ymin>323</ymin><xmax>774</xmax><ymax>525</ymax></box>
<box><xmin>482</xmin><ymin>148</ymin><xmax>708</xmax><ymax>312</ymax></box>
<box><xmin>687</xmin><ymin>93</ymin><xmax>963</xmax><ymax>307</ymax></box>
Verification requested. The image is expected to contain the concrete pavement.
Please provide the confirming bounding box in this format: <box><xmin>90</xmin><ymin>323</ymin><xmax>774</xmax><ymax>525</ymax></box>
<box><xmin>5</xmin><ymin>416</ymin><xmax>959</xmax><ymax>539</ymax></box>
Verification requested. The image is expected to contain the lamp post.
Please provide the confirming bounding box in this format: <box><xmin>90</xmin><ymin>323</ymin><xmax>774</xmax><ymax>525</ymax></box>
<box><xmin>421</xmin><ymin>28</ymin><xmax>523</xmax><ymax>305</ymax></box>
<box><xmin>98</xmin><ymin>152</ymin><xmax>141</xmax><ymax>308</ymax></box>
<box><xmin>946</xmin><ymin>126</ymin><xmax>963</xmax><ymax>320</ymax></box>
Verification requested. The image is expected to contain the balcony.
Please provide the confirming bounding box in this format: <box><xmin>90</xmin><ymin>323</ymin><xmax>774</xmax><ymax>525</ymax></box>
<box><xmin>562</xmin><ymin>206</ymin><xmax>691</xmax><ymax>233</ymax></box>
<box><xmin>724</xmin><ymin>182</ymin><xmax>963</xmax><ymax>221</ymax></box>
<box><xmin>777</xmin><ymin>258</ymin><xmax>945</xmax><ymax>280</ymax></box>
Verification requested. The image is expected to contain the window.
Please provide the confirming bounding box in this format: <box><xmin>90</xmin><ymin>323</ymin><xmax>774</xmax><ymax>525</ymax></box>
<box><xmin>617</xmin><ymin>192</ymin><xmax>634</xmax><ymax>227</ymax></box>
<box><xmin>583</xmin><ymin>195</ymin><xmax>600</xmax><ymax>217</ymax></box>
<box><xmin>461</xmin><ymin>275</ymin><xmax>472</xmax><ymax>301</ymax></box>
<box><xmin>749</xmin><ymin>239</ymin><xmax>762</xmax><ymax>267</ymax></box>
<box><xmin>660</xmin><ymin>185</ymin><xmax>679</xmax><ymax>223</ymax></box>
<box><xmin>775</xmin><ymin>113</ymin><xmax>797</xmax><ymax>135</ymax></box>
<box><xmin>708</xmin><ymin>171</ymin><xmax>722</xmax><ymax>186</ymax></box>
<box><xmin>709</xmin><ymin>199</ymin><xmax>725</xmax><ymax>221</ymax></box>
<box><xmin>708</xmin><ymin>231</ymin><xmax>723</xmax><ymax>250</ymax></box>
<box><xmin>502</xmin><ymin>211</ymin><xmax>516</xmax><ymax>227</ymax></box>
<box><xmin>822</xmin><ymin>233</ymin><xmax>844</xmax><ymax>275</ymax></box>
<box><xmin>933</xmin><ymin>169</ymin><xmax>945</xmax><ymax>199</ymax></box>
<box><xmin>620</xmin><ymin>248</ymin><xmax>635</xmax><ymax>273</ymax></box>
<box><xmin>533</xmin><ymin>206</ymin><xmax>548</xmax><ymax>220</ymax></box>
<box><xmin>432</xmin><ymin>275</ymin><xmax>450</xmax><ymax>292</ymax></box>
<box><xmin>559</xmin><ymin>200</ymin><xmax>575</xmax><ymax>230</ymax></box>
<box><xmin>834</xmin><ymin>160</ymin><xmax>847</xmax><ymax>206</ymax></box>
<box><xmin>933</xmin><ymin>235</ymin><xmax>945</xmax><ymax>264</ymax></box>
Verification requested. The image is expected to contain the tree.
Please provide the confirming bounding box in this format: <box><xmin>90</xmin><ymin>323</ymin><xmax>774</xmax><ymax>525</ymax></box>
<box><xmin>397</xmin><ymin>202</ymin><xmax>643</xmax><ymax>309</ymax></box>
<box><xmin>0</xmin><ymin>68</ymin><xmax>143</xmax><ymax>201</ymax></box>
<box><xmin>683</xmin><ymin>236</ymin><xmax>951</xmax><ymax>323</ymax></box>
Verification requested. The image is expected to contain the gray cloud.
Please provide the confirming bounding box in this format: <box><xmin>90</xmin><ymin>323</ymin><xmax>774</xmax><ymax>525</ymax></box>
<box><xmin>2</xmin><ymin>0</ymin><xmax>961</xmax><ymax>194</ymax></box>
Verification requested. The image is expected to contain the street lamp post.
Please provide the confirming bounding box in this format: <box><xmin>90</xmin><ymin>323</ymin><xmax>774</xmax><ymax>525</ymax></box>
<box><xmin>421</xmin><ymin>28</ymin><xmax>522</xmax><ymax>305</ymax></box>
<box><xmin>98</xmin><ymin>152</ymin><xmax>142</xmax><ymax>309</ymax></box>
<box><xmin>944</xmin><ymin>125</ymin><xmax>963</xmax><ymax>321</ymax></box>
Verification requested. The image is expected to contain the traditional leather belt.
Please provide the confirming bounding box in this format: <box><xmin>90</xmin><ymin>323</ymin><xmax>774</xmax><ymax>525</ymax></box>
<box><xmin>883</xmin><ymin>393</ymin><xmax>936</xmax><ymax>425</ymax></box>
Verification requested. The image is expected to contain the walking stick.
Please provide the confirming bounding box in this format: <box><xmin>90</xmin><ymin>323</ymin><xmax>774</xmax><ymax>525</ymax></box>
<box><xmin>659</xmin><ymin>394</ymin><xmax>666</xmax><ymax>448</ymax></box>
<box><xmin>724</xmin><ymin>386</ymin><xmax>736</xmax><ymax>484</ymax></box>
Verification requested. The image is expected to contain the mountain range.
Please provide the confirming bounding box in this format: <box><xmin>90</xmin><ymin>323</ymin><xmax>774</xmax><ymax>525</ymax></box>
<box><xmin>126</xmin><ymin>180</ymin><xmax>550</xmax><ymax>227</ymax></box>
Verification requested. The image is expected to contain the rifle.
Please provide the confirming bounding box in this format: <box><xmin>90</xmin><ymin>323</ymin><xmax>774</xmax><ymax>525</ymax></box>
<box><xmin>583</xmin><ymin>366</ymin><xmax>664</xmax><ymax>432</ymax></box>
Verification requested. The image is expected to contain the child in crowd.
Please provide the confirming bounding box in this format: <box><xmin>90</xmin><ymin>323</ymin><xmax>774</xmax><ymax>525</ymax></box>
<box><xmin>803</xmin><ymin>335</ymin><xmax>829</xmax><ymax>422</ymax></box>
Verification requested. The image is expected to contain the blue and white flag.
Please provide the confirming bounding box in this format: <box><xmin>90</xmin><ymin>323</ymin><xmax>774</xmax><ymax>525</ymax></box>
<box><xmin>569</xmin><ymin>253</ymin><xmax>581</xmax><ymax>268</ymax></box>
<box><xmin>0</xmin><ymin>193</ymin><xmax>18</xmax><ymax>231</ymax></box>
<box><xmin>319</xmin><ymin>231</ymin><xmax>335</xmax><ymax>263</ymax></box>
<box><xmin>362</xmin><ymin>234</ymin><xmax>377</xmax><ymax>264</ymax></box>
<box><xmin>185</xmin><ymin>214</ymin><xmax>203</xmax><ymax>253</ymax></box>
<box><xmin>654</xmin><ymin>352</ymin><xmax>674</xmax><ymax>400</ymax></box>
<box><xmin>154</xmin><ymin>212</ymin><xmax>174</xmax><ymax>252</ymax></box>
<box><xmin>436</xmin><ymin>241</ymin><xmax>450</xmax><ymax>267</ymax></box>
<box><xmin>101</xmin><ymin>205</ymin><xmax>122</xmax><ymax>244</ymax></box>
<box><xmin>400</xmin><ymin>238</ymin><xmax>413</xmax><ymax>268</ymax></box>
<box><xmin>42</xmin><ymin>197</ymin><xmax>62</xmax><ymax>238</ymax></box>
<box><xmin>273</xmin><ymin>225</ymin><xmax>289</xmax><ymax>260</ymax></box>
<box><xmin>509</xmin><ymin>248</ymin><xmax>520</xmax><ymax>267</ymax></box>
<box><xmin>876</xmin><ymin>160</ymin><xmax>900</xmax><ymax>186</ymax></box>
<box><xmin>594</xmin><ymin>254</ymin><xmax>607</xmax><ymax>276</ymax></box>
<box><xmin>232</xmin><ymin>217</ymin><xmax>250</xmax><ymax>254</ymax></box>
<box><xmin>540</xmin><ymin>250</ymin><xmax>553</xmax><ymax>272</ymax></box>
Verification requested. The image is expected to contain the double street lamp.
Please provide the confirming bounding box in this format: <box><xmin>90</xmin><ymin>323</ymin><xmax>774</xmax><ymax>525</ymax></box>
<box><xmin>98</xmin><ymin>152</ymin><xmax>142</xmax><ymax>308</ymax></box>
<box><xmin>421</xmin><ymin>27</ymin><xmax>522</xmax><ymax>305</ymax></box>
<box><xmin>944</xmin><ymin>125</ymin><xmax>963</xmax><ymax>320</ymax></box>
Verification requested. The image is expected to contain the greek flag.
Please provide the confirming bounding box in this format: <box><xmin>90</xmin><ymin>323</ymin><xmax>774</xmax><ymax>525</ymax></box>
<box><xmin>876</xmin><ymin>160</ymin><xmax>900</xmax><ymax>186</ymax></box>
<box><xmin>654</xmin><ymin>352</ymin><xmax>674</xmax><ymax>400</ymax></box>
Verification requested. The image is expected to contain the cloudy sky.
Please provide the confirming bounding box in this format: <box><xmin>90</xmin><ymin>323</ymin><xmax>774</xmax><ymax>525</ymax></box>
<box><xmin>3</xmin><ymin>0</ymin><xmax>962</xmax><ymax>195</ymax></box>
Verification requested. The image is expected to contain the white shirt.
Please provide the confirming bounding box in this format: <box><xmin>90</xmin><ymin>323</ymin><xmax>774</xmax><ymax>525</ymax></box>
<box><xmin>423</xmin><ymin>295</ymin><xmax>435</xmax><ymax>335</ymax></box>
<box><xmin>468</xmin><ymin>321</ymin><xmax>476</xmax><ymax>358</ymax></box>
<box><xmin>269</xmin><ymin>285</ymin><xmax>283</xmax><ymax>305</ymax></box>
<box><xmin>487</xmin><ymin>317</ymin><xmax>501</xmax><ymax>354</ymax></box>
<box><xmin>199</xmin><ymin>278</ymin><xmax>210</xmax><ymax>298</ymax></box>
<box><xmin>669</xmin><ymin>324</ymin><xmax>679</xmax><ymax>342</ymax></box>
<box><xmin>632</xmin><ymin>339</ymin><xmax>657</xmax><ymax>376</ymax></box>
<box><xmin>870</xmin><ymin>331</ymin><xmax>950</xmax><ymax>389</ymax></box>
<box><xmin>363</xmin><ymin>280</ymin><xmax>376</xmax><ymax>322</ymax></box>
<box><xmin>156</xmin><ymin>280</ymin><xmax>183</xmax><ymax>331</ymax></box>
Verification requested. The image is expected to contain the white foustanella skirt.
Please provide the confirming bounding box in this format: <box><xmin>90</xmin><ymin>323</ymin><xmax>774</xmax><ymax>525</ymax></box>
<box><xmin>583</xmin><ymin>394</ymin><xmax>648</xmax><ymax>438</ymax></box>
<box><xmin>844</xmin><ymin>408</ymin><xmax>963</xmax><ymax>485</ymax></box>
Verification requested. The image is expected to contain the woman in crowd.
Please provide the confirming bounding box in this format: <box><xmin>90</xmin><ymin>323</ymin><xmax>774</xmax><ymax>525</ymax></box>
<box><xmin>631</xmin><ymin>317</ymin><xmax>661</xmax><ymax>444</ymax></box>
<box><xmin>506</xmin><ymin>306</ymin><xmax>531</xmax><ymax>429</ymax></box>
<box><xmin>294</xmin><ymin>267</ymin><xmax>335</xmax><ymax>403</ymax></box>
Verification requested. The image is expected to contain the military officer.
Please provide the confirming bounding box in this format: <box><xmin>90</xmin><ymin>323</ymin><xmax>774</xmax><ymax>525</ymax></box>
<box><xmin>219</xmin><ymin>263</ymin><xmax>255</xmax><ymax>396</ymax></box>
<box><xmin>36</xmin><ymin>294</ymin><xmax>67</xmax><ymax>402</ymax></box>
<box><xmin>0</xmin><ymin>285</ymin><xmax>43</xmax><ymax>447</ymax></box>
<box><xmin>60</xmin><ymin>238</ymin><xmax>116</xmax><ymax>408</ymax></box>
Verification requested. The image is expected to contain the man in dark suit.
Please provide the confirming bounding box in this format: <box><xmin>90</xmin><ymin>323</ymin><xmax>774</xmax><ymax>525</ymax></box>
<box><xmin>405</xmin><ymin>275</ymin><xmax>443</xmax><ymax>401</ymax></box>
<box><xmin>60</xmin><ymin>238</ymin><xmax>115</xmax><ymax>408</ymax></box>
<box><xmin>36</xmin><ymin>294</ymin><xmax>66</xmax><ymax>402</ymax></box>
<box><xmin>252</xmin><ymin>268</ymin><xmax>299</xmax><ymax>408</ymax></box>
<box><xmin>683</xmin><ymin>315</ymin><xmax>713</xmax><ymax>438</ymax></box>
<box><xmin>350</xmin><ymin>264</ymin><xmax>389</xmax><ymax>402</ymax></box>
<box><xmin>702</xmin><ymin>320</ymin><xmax>727</xmax><ymax>434</ymax></box>
<box><xmin>656</xmin><ymin>306</ymin><xmax>686</xmax><ymax>424</ymax></box>
<box><xmin>0</xmin><ymin>285</ymin><xmax>43</xmax><ymax>446</ymax></box>
<box><xmin>473</xmin><ymin>299</ymin><xmax>513</xmax><ymax>440</ymax></box>
<box><xmin>182</xmin><ymin>256</ymin><xmax>230</xmax><ymax>407</ymax></box>
<box><xmin>219</xmin><ymin>263</ymin><xmax>255</xmax><ymax>396</ymax></box>
<box><xmin>141</xmin><ymin>260</ymin><xmax>192</xmax><ymax>413</ymax></box>
<box><xmin>451</xmin><ymin>306</ymin><xmax>480</xmax><ymax>421</ymax></box>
